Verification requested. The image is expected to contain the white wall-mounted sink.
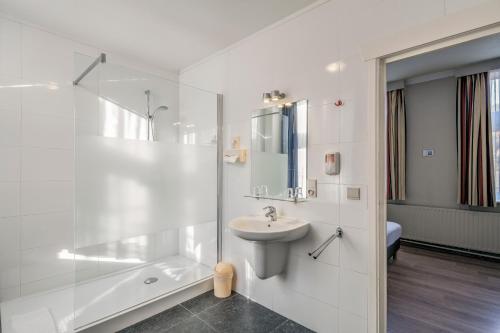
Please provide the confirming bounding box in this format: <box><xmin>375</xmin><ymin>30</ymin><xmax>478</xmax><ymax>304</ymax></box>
<box><xmin>229</xmin><ymin>215</ymin><xmax>310</xmax><ymax>279</ymax></box>
<box><xmin>229</xmin><ymin>216</ymin><xmax>309</xmax><ymax>242</ymax></box>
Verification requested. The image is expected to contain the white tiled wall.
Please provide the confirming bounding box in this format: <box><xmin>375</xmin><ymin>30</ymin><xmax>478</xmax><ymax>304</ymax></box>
<box><xmin>0</xmin><ymin>18</ymin><xmax>80</xmax><ymax>299</ymax></box>
<box><xmin>179</xmin><ymin>0</ymin><xmax>493</xmax><ymax>332</ymax></box>
<box><xmin>0</xmin><ymin>16</ymin><xmax>182</xmax><ymax>300</ymax></box>
<box><xmin>0</xmin><ymin>0</ymin><xmax>494</xmax><ymax>324</ymax></box>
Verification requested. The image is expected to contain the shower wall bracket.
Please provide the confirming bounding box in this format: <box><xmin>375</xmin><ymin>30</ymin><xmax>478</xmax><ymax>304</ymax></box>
<box><xmin>73</xmin><ymin>53</ymin><xmax>107</xmax><ymax>86</ymax></box>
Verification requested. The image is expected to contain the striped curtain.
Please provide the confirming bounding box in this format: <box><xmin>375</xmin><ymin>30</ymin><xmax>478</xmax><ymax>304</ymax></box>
<box><xmin>457</xmin><ymin>72</ymin><xmax>496</xmax><ymax>207</ymax></box>
<box><xmin>387</xmin><ymin>89</ymin><xmax>406</xmax><ymax>200</ymax></box>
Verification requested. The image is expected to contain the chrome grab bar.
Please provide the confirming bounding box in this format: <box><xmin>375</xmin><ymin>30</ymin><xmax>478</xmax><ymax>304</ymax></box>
<box><xmin>308</xmin><ymin>226</ymin><xmax>343</xmax><ymax>259</ymax></box>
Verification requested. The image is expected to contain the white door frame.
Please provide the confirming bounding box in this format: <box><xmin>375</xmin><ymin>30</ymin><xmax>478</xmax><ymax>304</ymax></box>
<box><xmin>364</xmin><ymin>2</ymin><xmax>500</xmax><ymax>332</ymax></box>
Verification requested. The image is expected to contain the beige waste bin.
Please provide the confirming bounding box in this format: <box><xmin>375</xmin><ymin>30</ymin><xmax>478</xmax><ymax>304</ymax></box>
<box><xmin>214</xmin><ymin>262</ymin><xmax>233</xmax><ymax>298</ymax></box>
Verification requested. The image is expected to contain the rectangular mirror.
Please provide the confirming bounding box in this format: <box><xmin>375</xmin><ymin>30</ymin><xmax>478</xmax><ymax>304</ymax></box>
<box><xmin>250</xmin><ymin>99</ymin><xmax>308</xmax><ymax>201</ymax></box>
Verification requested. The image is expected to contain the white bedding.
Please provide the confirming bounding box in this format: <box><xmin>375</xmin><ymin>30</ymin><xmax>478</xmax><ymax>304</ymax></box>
<box><xmin>387</xmin><ymin>221</ymin><xmax>402</xmax><ymax>246</ymax></box>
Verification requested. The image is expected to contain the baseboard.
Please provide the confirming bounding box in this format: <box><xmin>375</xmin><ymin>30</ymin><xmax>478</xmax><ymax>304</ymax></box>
<box><xmin>401</xmin><ymin>238</ymin><xmax>500</xmax><ymax>263</ymax></box>
<box><xmin>80</xmin><ymin>278</ymin><xmax>214</xmax><ymax>333</ymax></box>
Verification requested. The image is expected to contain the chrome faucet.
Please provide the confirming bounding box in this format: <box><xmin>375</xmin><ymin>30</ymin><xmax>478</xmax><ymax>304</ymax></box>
<box><xmin>263</xmin><ymin>206</ymin><xmax>277</xmax><ymax>222</ymax></box>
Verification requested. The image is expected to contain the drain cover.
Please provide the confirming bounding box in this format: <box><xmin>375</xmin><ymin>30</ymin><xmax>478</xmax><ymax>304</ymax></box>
<box><xmin>144</xmin><ymin>277</ymin><xmax>159</xmax><ymax>285</ymax></box>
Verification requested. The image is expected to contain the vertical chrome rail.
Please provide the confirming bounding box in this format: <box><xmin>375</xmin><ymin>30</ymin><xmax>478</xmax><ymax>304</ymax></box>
<box><xmin>216</xmin><ymin>94</ymin><xmax>223</xmax><ymax>263</ymax></box>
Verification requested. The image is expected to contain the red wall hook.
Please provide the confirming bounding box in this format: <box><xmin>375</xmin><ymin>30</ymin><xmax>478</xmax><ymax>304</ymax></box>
<box><xmin>334</xmin><ymin>99</ymin><xmax>344</xmax><ymax>107</ymax></box>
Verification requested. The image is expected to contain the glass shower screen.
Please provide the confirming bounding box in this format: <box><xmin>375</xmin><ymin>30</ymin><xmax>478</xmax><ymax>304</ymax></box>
<box><xmin>73</xmin><ymin>53</ymin><xmax>219</xmax><ymax>329</ymax></box>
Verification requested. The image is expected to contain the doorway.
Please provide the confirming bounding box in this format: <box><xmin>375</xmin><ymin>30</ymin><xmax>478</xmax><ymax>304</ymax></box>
<box><xmin>372</xmin><ymin>21</ymin><xmax>500</xmax><ymax>332</ymax></box>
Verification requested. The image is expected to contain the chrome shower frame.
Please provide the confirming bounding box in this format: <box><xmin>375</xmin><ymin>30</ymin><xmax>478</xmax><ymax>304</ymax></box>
<box><xmin>73</xmin><ymin>53</ymin><xmax>106</xmax><ymax>86</ymax></box>
<box><xmin>217</xmin><ymin>94</ymin><xmax>223</xmax><ymax>263</ymax></box>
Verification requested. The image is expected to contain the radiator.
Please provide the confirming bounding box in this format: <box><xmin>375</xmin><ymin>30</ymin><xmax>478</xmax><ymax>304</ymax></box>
<box><xmin>387</xmin><ymin>204</ymin><xmax>500</xmax><ymax>254</ymax></box>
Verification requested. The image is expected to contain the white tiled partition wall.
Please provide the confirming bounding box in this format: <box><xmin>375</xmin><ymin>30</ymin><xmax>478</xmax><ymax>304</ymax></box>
<box><xmin>0</xmin><ymin>17</ymin><xmax>76</xmax><ymax>300</ymax></box>
<box><xmin>0</xmin><ymin>16</ymin><xmax>182</xmax><ymax>301</ymax></box>
<box><xmin>179</xmin><ymin>0</ymin><xmax>494</xmax><ymax>332</ymax></box>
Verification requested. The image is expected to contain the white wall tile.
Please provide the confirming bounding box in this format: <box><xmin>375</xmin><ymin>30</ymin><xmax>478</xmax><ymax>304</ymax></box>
<box><xmin>0</xmin><ymin>111</ymin><xmax>21</xmax><ymax>147</ymax></box>
<box><xmin>154</xmin><ymin>228</ymin><xmax>179</xmax><ymax>259</ymax></box>
<box><xmin>0</xmin><ymin>86</ymin><xmax>21</xmax><ymax>111</ymax></box>
<box><xmin>338</xmin><ymin>55</ymin><xmax>369</xmax><ymax>101</ymax></box>
<box><xmin>21</xmin><ymin>272</ymin><xmax>74</xmax><ymax>296</ymax></box>
<box><xmin>0</xmin><ymin>148</ymin><xmax>20</xmax><ymax>181</ymax></box>
<box><xmin>96</xmin><ymin>235</ymin><xmax>157</xmax><ymax>276</ymax></box>
<box><xmin>178</xmin><ymin>221</ymin><xmax>217</xmax><ymax>267</ymax></box>
<box><xmin>281</xmin><ymin>198</ymin><xmax>339</xmax><ymax>225</ymax></box>
<box><xmin>22</xmin><ymin>114</ymin><xmax>74</xmax><ymax>149</ymax></box>
<box><xmin>339</xmin><ymin>310</ymin><xmax>367</xmax><ymax>333</ymax></box>
<box><xmin>0</xmin><ymin>285</ymin><xmax>20</xmax><ymax>302</ymax></box>
<box><xmin>74</xmin><ymin>245</ymin><xmax>100</xmax><ymax>283</ymax></box>
<box><xmin>0</xmin><ymin>216</ymin><xmax>20</xmax><ymax>254</ymax></box>
<box><xmin>224</xmin><ymin>230</ymin><xmax>253</xmax><ymax>260</ymax></box>
<box><xmin>0</xmin><ymin>254</ymin><xmax>20</xmax><ymax>290</ymax></box>
<box><xmin>309</xmin><ymin>103</ymin><xmax>341</xmax><ymax>145</ymax></box>
<box><xmin>339</xmin><ymin>100</ymin><xmax>368</xmax><ymax>143</ymax></box>
<box><xmin>21</xmin><ymin>26</ymin><xmax>74</xmax><ymax>82</ymax></box>
<box><xmin>339</xmin><ymin>270</ymin><xmax>368</xmax><ymax>318</ymax></box>
<box><xmin>317</xmin><ymin>182</ymin><xmax>341</xmax><ymax>202</ymax></box>
<box><xmin>21</xmin><ymin>244</ymin><xmax>74</xmax><ymax>284</ymax></box>
<box><xmin>273</xmin><ymin>285</ymin><xmax>339</xmax><ymax>333</ymax></box>
<box><xmin>339</xmin><ymin>142</ymin><xmax>369</xmax><ymax>185</ymax></box>
<box><xmin>22</xmin><ymin>85</ymin><xmax>74</xmax><ymax>118</ymax></box>
<box><xmin>340</xmin><ymin>226</ymin><xmax>369</xmax><ymax>274</ymax></box>
<box><xmin>0</xmin><ymin>18</ymin><xmax>22</xmax><ymax>79</ymax></box>
<box><xmin>22</xmin><ymin>148</ymin><xmax>74</xmax><ymax>181</ymax></box>
<box><xmin>339</xmin><ymin>184</ymin><xmax>368</xmax><ymax>229</ymax></box>
<box><xmin>0</xmin><ymin>218</ymin><xmax>20</xmax><ymax>289</ymax></box>
<box><xmin>21</xmin><ymin>212</ymin><xmax>73</xmax><ymax>250</ymax></box>
<box><xmin>20</xmin><ymin>181</ymin><xmax>73</xmax><ymax>214</ymax></box>
<box><xmin>282</xmin><ymin>254</ymin><xmax>339</xmax><ymax>307</ymax></box>
<box><xmin>0</xmin><ymin>182</ymin><xmax>19</xmax><ymax>217</ymax></box>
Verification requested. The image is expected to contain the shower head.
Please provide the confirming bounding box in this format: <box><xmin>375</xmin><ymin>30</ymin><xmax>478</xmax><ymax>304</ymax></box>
<box><xmin>152</xmin><ymin>105</ymin><xmax>168</xmax><ymax>117</ymax></box>
<box><xmin>155</xmin><ymin>105</ymin><xmax>168</xmax><ymax>112</ymax></box>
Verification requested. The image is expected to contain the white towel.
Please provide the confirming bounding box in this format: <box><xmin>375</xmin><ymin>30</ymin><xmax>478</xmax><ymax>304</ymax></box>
<box><xmin>11</xmin><ymin>307</ymin><xmax>58</xmax><ymax>333</ymax></box>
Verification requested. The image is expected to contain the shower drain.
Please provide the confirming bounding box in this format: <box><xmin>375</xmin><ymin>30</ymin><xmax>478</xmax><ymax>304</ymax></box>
<box><xmin>144</xmin><ymin>277</ymin><xmax>159</xmax><ymax>285</ymax></box>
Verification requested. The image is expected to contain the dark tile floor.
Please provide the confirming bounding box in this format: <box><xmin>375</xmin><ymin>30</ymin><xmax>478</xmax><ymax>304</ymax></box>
<box><xmin>118</xmin><ymin>291</ymin><xmax>314</xmax><ymax>333</ymax></box>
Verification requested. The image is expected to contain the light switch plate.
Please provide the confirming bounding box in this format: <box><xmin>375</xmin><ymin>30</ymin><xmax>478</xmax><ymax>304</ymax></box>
<box><xmin>346</xmin><ymin>187</ymin><xmax>361</xmax><ymax>200</ymax></box>
<box><xmin>423</xmin><ymin>148</ymin><xmax>434</xmax><ymax>157</ymax></box>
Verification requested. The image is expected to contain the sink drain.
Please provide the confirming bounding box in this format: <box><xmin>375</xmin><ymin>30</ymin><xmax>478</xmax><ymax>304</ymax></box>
<box><xmin>144</xmin><ymin>277</ymin><xmax>158</xmax><ymax>285</ymax></box>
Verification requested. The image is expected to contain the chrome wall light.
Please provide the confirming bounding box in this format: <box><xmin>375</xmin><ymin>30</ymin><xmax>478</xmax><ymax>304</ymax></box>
<box><xmin>262</xmin><ymin>93</ymin><xmax>272</xmax><ymax>103</ymax></box>
<box><xmin>262</xmin><ymin>90</ymin><xmax>286</xmax><ymax>103</ymax></box>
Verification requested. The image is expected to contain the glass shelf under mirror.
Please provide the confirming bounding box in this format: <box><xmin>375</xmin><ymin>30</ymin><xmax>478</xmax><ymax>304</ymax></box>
<box><xmin>244</xmin><ymin>194</ymin><xmax>307</xmax><ymax>203</ymax></box>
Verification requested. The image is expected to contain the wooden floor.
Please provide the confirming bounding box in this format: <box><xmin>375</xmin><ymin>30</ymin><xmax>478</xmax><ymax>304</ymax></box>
<box><xmin>388</xmin><ymin>245</ymin><xmax>500</xmax><ymax>333</ymax></box>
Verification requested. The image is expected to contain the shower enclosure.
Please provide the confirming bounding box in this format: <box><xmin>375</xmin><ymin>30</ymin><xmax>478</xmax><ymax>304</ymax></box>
<box><xmin>72</xmin><ymin>53</ymin><xmax>221</xmax><ymax>330</ymax></box>
<box><xmin>0</xmin><ymin>53</ymin><xmax>221</xmax><ymax>333</ymax></box>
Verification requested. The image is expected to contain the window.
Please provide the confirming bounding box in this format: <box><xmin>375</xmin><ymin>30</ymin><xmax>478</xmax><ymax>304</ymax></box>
<box><xmin>490</xmin><ymin>69</ymin><xmax>500</xmax><ymax>201</ymax></box>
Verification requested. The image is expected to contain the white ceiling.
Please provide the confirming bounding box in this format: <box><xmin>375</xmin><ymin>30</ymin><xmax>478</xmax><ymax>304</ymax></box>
<box><xmin>0</xmin><ymin>0</ymin><xmax>317</xmax><ymax>72</ymax></box>
<box><xmin>387</xmin><ymin>33</ymin><xmax>500</xmax><ymax>82</ymax></box>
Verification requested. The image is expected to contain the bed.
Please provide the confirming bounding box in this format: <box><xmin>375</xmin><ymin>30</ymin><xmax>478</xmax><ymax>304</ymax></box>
<box><xmin>387</xmin><ymin>221</ymin><xmax>402</xmax><ymax>262</ymax></box>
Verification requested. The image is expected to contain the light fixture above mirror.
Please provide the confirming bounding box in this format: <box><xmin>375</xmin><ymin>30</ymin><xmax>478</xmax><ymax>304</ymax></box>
<box><xmin>262</xmin><ymin>90</ymin><xmax>286</xmax><ymax>103</ymax></box>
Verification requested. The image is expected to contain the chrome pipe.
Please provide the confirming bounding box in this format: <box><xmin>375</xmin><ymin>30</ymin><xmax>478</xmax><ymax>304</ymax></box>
<box><xmin>217</xmin><ymin>94</ymin><xmax>223</xmax><ymax>263</ymax></box>
<box><xmin>73</xmin><ymin>53</ymin><xmax>106</xmax><ymax>86</ymax></box>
